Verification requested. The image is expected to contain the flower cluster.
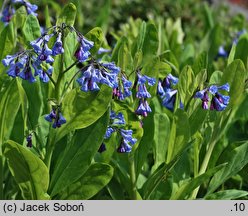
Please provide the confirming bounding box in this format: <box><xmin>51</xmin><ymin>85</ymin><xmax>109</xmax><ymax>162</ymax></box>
<box><xmin>157</xmin><ymin>74</ymin><xmax>182</xmax><ymax>111</ymax></box>
<box><xmin>77</xmin><ymin>62</ymin><xmax>120</xmax><ymax>92</ymax></box>
<box><xmin>74</xmin><ymin>35</ymin><xmax>94</xmax><ymax>62</ymax></box>
<box><xmin>2</xmin><ymin>27</ymin><xmax>68</xmax><ymax>83</ymax></box>
<box><xmin>99</xmin><ymin>110</ymin><xmax>137</xmax><ymax>153</ymax></box>
<box><xmin>1</xmin><ymin>0</ymin><xmax>38</xmax><ymax>24</ymax></box>
<box><xmin>195</xmin><ymin>83</ymin><xmax>230</xmax><ymax>111</ymax></box>
<box><xmin>2</xmin><ymin>53</ymin><xmax>36</xmax><ymax>83</ymax></box>
<box><xmin>112</xmin><ymin>74</ymin><xmax>132</xmax><ymax>100</ymax></box>
<box><xmin>135</xmin><ymin>73</ymin><xmax>156</xmax><ymax>117</ymax></box>
<box><xmin>45</xmin><ymin>107</ymin><xmax>66</xmax><ymax>128</ymax></box>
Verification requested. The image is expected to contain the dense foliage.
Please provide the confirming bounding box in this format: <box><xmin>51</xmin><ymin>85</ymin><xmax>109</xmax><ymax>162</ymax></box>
<box><xmin>0</xmin><ymin>0</ymin><xmax>248</xmax><ymax>200</ymax></box>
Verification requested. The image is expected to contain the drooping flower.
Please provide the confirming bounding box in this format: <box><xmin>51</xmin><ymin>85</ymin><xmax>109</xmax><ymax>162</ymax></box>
<box><xmin>32</xmin><ymin>58</ymin><xmax>53</xmax><ymax>83</ymax></box>
<box><xmin>135</xmin><ymin>99</ymin><xmax>152</xmax><ymax>117</ymax></box>
<box><xmin>216</xmin><ymin>45</ymin><xmax>228</xmax><ymax>58</ymax></box>
<box><xmin>44</xmin><ymin>109</ymin><xmax>57</xmax><ymax>122</ymax></box>
<box><xmin>30</xmin><ymin>34</ymin><xmax>54</xmax><ymax>63</ymax></box>
<box><xmin>52</xmin><ymin>32</ymin><xmax>64</xmax><ymax>56</ymax></box>
<box><xmin>77</xmin><ymin>65</ymin><xmax>100</xmax><ymax>92</ymax></box>
<box><xmin>23</xmin><ymin>0</ymin><xmax>38</xmax><ymax>16</ymax></box>
<box><xmin>103</xmin><ymin>110</ymin><xmax>137</xmax><ymax>153</ymax></box>
<box><xmin>98</xmin><ymin>143</ymin><xmax>106</xmax><ymax>153</ymax></box>
<box><xmin>1</xmin><ymin>5</ymin><xmax>15</xmax><ymax>24</ymax></box>
<box><xmin>77</xmin><ymin>62</ymin><xmax>120</xmax><ymax>92</ymax></box>
<box><xmin>135</xmin><ymin>73</ymin><xmax>156</xmax><ymax>117</ymax></box>
<box><xmin>117</xmin><ymin>139</ymin><xmax>132</xmax><ymax>153</ymax></box>
<box><xmin>97</xmin><ymin>47</ymin><xmax>111</xmax><ymax>55</ymax></box>
<box><xmin>18</xmin><ymin>64</ymin><xmax>36</xmax><ymax>83</ymax></box>
<box><xmin>26</xmin><ymin>134</ymin><xmax>32</xmax><ymax>148</ymax></box>
<box><xmin>157</xmin><ymin>74</ymin><xmax>182</xmax><ymax>111</ymax></box>
<box><xmin>99</xmin><ymin>62</ymin><xmax>120</xmax><ymax>88</ymax></box>
<box><xmin>2</xmin><ymin>53</ymin><xmax>37</xmax><ymax>82</ymax></box>
<box><xmin>44</xmin><ymin>108</ymin><xmax>66</xmax><ymax>128</ymax></box>
<box><xmin>120</xmin><ymin>129</ymin><xmax>137</xmax><ymax>145</ymax></box>
<box><xmin>12</xmin><ymin>0</ymin><xmax>38</xmax><ymax>16</ymax></box>
<box><xmin>2</xmin><ymin>54</ymin><xmax>18</xmax><ymax>67</ymax></box>
<box><xmin>52</xmin><ymin>113</ymin><xmax>66</xmax><ymax>128</ymax></box>
<box><xmin>104</xmin><ymin>127</ymin><xmax>115</xmax><ymax>139</ymax></box>
<box><xmin>74</xmin><ymin>36</ymin><xmax>94</xmax><ymax>62</ymax></box>
<box><xmin>113</xmin><ymin>75</ymin><xmax>133</xmax><ymax>100</ymax></box>
<box><xmin>195</xmin><ymin>83</ymin><xmax>230</xmax><ymax>111</ymax></box>
<box><xmin>117</xmin><ymin>129</ymin><xmax>137</xmax><ymax>153</ymax></box>
<box><xmin>110</xmin><ymin>111</ymin><xmax>125</xmax><ymax>125</ymax></box>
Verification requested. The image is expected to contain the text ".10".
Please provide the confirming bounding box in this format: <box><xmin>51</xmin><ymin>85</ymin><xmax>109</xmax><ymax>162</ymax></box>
<box><xmin>233</xmin><ymin>203</ymin><xmax>246</xmax><ymax>212</ymax></box>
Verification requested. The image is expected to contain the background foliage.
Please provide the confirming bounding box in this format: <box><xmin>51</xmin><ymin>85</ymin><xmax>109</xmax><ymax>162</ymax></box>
<box><xmin>1</xmin><ymin>0</ymin><xmax>248</xmax><ymax>200</ymax></box>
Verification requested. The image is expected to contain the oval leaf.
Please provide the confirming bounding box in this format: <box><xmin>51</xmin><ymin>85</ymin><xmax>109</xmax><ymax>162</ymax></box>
<box><xmin>50</xmin><ymin>111</ymin><xmax>109</xmax><ymax>197</ymax></box>
<box><xmin>59</xmin><ymin>163</ymin><xmax>114</xmax><ymax>200</ymax></box>
<box><xmin>56</xmin><ymin>85</ymin><xmax>112</xmax><ymax>142</ymax></box>
<box><xmin>3</xmin><ymin>140</ymin><xmax>49</xmax><ymax>200</ymax></box>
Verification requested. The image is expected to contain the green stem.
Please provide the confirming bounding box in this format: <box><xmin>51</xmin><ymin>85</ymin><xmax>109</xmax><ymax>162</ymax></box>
<box><xmin>190</xmin><ymin>139</ymin><xmax>216</xmax><ymax>199</ymax></box>
<box><xmin>62</xmin><ymin>60</ymin><xmax>79</xmax><ymax>74</ymax></box>
<box><xmin>44</xmin><ymin>131</ymin><xmax>55</xmax><ymax>169</ymax></box>
<box><xmin>59</xmin><ymin>65</ymin><xmax>88</xmax><ymax>103</ymax></box>
<box><xmin>44</xmin><ymin>70</ymin><xmax>56</xmax><ymax>87</ymax></box>
<box><xmin>129</xmin><ymin>155</ymin><xmax>138</xmax><ymax>200</ymax></box>
<box><xmin>0</xmin><ymin>154</ymin><xmax>3</xmax><ymax>199</ymax></box>
<box><xmin>44</xmin><ymin>34</ymin><xmax>65</xmax><ymax>169</ymax></box>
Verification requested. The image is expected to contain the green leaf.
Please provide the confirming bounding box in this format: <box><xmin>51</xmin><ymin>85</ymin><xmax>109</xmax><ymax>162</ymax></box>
<box><xmin>111</xmin><ymin>36</ymin><xmax>128</xmax><ymax>63</ymax></box>
<box><xmin>58</xmin><ymin>163</ymin><xmax>114</xmax><ymax>200</ymax></box>
<box><xmin>85</xmin><ymin>27</ymin><xmax>104</xmax><ymax>55</ymax></box>
<box><xmin>95</xmin><ymin>0</ymin><xmax>111</xmax><ymax>34</ymax></box>
<box><xmin>180</xmin><ymin>43</ymin><xmax>195</xmax><ymax>67</ymax></box>
<box><xmin>192</xmin><ymin>51</ymin><xmax>208</xmax><ymax>75</ymax></box>
<box><xmin>142</xmin><ymin>22</ymin><xmax>159</xmax><ymax>63</ymax></box>
<box><xmin>227</xmin><ymin>43</ymin><xmax>236</xmax><ymax>65</ymax></box>
<box><xmin>56</xmin><ymin>3</ymin><xmax>77</xmax><ymax>27</ymax></box>
<box><xmin>16</xmin><ymin>80</ymin><xmax>28</xmax><ymax>133</ymax></box>
<box><xmin>142</xmin><ymin>141</ymin><xmax>193</xmax><ymax>200</ymax></box>
<box><xmin>0</xmin><ymin>155</ymin><xmax>2</xmax><ymax>199</ymax></box>
<box><xmin>3</xmin><ymin>140</ymin><xmax>49</xmax><ymax>200</ymax></box>
<box><xmin>134</xmin><ymin>103</ymin><xmax>155</xmax><ymax>176</ymax></box>
<box><xmin>22</xmin><ymin>81</ymin><xmax>44</xmax><ymax>129</ymax></box>
<box><xmin>170</xmin><ymin>164</ymin><xmax>226</xmax><ymax>200</ymax></box>
<box><xmin>53</xmin><ymin>31</ymin><xmax>77</xmax><ymax>89</ymax></box>
<box><xmin>107</xmin><ymin>178</ymin><xmax>126</xmax><ymax>200</ymax></box>
<box><xmin>158</xmin><ymin>62</ymin><xmax>172</xmax><ymax>79</ymax></box>
<box><xmin>167</xmin><ymin>109</ymin><xmax>190</xmax><ymax>163</ymax></box>
<box><xmin>133</xmin><ymin>21</ymin><xmax>146</xmax><ymax>56</ymax></box>
<box><xmin>12</xmin><ymin>6</ymin><xmax>27</xmax><ymax>29</ymax></box>
<box><xmin>0</xmin><ymin>80</ymin><xmax>20</xmax><ymax>144</ymax></box>
<box><xmin>221</xmin><ymin>59</ymin><xmax>246</xmax><ymax>107</ymax></box>
<box><xmin>234</xmin><ymin>34</ymin><xmax>248</xmax><ymax>65</ymax></box>
<box><xmin>117</xmin><ymin>39</ymin><xmax>133</xmax><ymax>73</ymax></box>
<box><xmin>0</xmin><ymin>23</ymin><xmax>16</xmax><ymax>76</ymax></box>
<box><xmin>189</xmin><ymin>106</ymin><xmax>207</xmax><ymax>136</ymax></box>
<box><xmin>209</xmin><ymin>70</ymin><xmax>222</xmax><ymax>84</ymax></box>
<box><xmin>22</xmin><ymin>15</ymin><xmax>41</xmax><ymax>42</ymax></box>
<box><xmin>152</xmin><ymin>113</ymin><xmax>170</xmax><ymax>171</ymax></box>
<box><xmin>208</xmin><ymin>24</ymin><xmax>222</xmax><ymax>62</ymax></box>
<box><xmin>205</xmin><ymin>190</ymin><xmax>248</xmax><ymax>200</ymax></box>
<box><xmin>178</xmin><ymin>65</ymin><xmax>196</xmax><ymax>105</ymax></box>
<box><xmin>56</xmin><ymin>85</ymin><xmax>112</xmax><ymax>142</ymax></box>
<box><xmin>203</xmin><ymin>2</ymin><xmax>214</xmax><ymax>29</ymax></box>
<box><xmin>49</xmin><ymin>111</ymin><xmax>109</xmax><ymax>197</ymax></box>
<box><xmin>207</xmin><ymin>141</ymin><xmax>248</xmax><ymax>195</ymax></box>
